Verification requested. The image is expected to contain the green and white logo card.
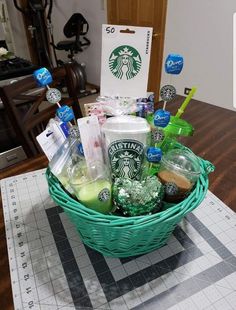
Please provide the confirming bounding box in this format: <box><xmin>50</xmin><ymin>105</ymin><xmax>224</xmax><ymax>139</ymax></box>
<box><xmin>101</xmin><ymin>24</ymin><xmax>153</xmax><ymax>98</ymax></box>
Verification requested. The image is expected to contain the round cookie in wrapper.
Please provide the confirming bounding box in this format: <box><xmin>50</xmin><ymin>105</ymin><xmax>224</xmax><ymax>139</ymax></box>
<box><xmin>113</xmin><ymin>176</ymin><xmax>164</xmax><ymax>216</ymax></box>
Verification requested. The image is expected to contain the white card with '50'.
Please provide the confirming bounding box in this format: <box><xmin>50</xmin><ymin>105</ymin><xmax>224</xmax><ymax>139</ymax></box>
<box><xmin>100</xmin><ymin>24</ymin><xmax>153</xmax><ymax>98</ymax></box>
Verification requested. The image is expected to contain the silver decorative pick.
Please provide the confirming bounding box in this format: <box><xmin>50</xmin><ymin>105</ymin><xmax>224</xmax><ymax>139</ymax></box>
<box><xmin>160</xmin><ymin>85</ymin><xmax>176</xmax><ymax>102</ymax></box>
<box><xmin>46</xmin><ymin>88</ymin><xmax>62</xmax><ymax>104</ymax></box>
<box><xmin>152</xmin><ymin>128</ymin><xmax>165</xmax><ymax>143</ymax></box>
<box><xmin>69</xmin><ymin>126</ymin><xmax>80</xmax><ymax>138</ymax></box>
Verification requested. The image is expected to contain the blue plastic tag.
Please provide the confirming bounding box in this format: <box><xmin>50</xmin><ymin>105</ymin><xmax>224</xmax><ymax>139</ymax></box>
<box><xmin>33</xmin><ymin>67</ymin><xmax>52</xmax><ymax>86</ymax></box>
<box><xmin>146</xmin><ymin>147</ymin><xmax>162</xmax><ymax>163</ymax></box>
<box><xmin>154</xmin><ymin>109</ymin><xmax>170</xmax><ymax>128</ymax></box>
<box><xmin>165</xmin><ymin>54</ymin><xmax>184</xmax><ymax>75</ymax></box>
<box><xmin>56</xmin><ymin>106</ymin><xmax>75</xmax><ymax>123</ymax></box>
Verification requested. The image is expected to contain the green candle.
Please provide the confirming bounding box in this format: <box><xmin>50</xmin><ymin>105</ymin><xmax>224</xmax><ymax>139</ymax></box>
<box><xmin>76</xmin><ymin>179</ymin><xmax>112</xmax><ymax>214</ymax></box>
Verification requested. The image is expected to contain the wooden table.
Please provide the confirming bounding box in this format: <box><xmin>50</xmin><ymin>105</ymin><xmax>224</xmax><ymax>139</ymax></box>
<box><xmin>0</xmin><ymin>98</ymin><xmax>236</xmax><ymax>309</ymax></box>
<box><xmin>166</xmin><ymin>97</ymin><xmax>236</xmax><ymax>211</ymax></box>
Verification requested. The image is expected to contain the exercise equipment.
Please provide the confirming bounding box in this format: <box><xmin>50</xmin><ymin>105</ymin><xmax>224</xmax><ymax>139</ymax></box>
<box><xmin>13</xmin><ymin>1</ymin><xmax>98</xmax><ymax>97</ymax></box>
<box><xmin>13</xmin><ymin>0</ymin><xmax>53</xmax><ymax>68</ymax></box>
<box><xmin>51</xmin><ymin>13</ymin><xmax>92</xmax><ymax>96</ymax></box>
<box><xmin>52</xmin><ymin>13</ymin><xmax>90</xmax><ymax>65</ymax></box>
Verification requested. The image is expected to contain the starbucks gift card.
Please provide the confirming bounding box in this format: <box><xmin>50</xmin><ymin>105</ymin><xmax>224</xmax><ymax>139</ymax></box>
<box><xmin>100</xmin><ymin>24</ymin><xmax>153</xmax><ymax>98</ymax></box>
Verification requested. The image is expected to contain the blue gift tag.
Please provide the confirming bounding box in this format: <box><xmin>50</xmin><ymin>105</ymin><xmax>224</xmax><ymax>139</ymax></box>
<box><xmin>57</xmin><ymin>105</ymin><xmax>74</xmax><ymax>123</ymax></box>
<box><xmin>154</xmin><ymin>109</ymin><xmax>170</xmax><ymax>128</ymax></box>
<box><xmin>146</xmin><ymin>147</ymin><xmax>162</xmax><ymax>163</ymax></box>
<box><xmin>33</xmin><ymin>67</ymin><xmax>52</xmax><ymax>86</ymax></box>
<box><xmin>165</xmin><ymin>54</ymin><xmax>184</xmax><ymax>75</ymax></box>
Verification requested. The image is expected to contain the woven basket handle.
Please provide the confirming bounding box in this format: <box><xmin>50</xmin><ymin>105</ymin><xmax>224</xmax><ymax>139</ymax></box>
<box><xmin>201</xmin><ymin>159</ymin><xmax>215</xmax><ymax>175</ymax></box>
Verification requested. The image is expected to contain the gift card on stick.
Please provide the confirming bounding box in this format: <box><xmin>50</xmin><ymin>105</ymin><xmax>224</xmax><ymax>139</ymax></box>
<box><xmin>100</xmin><ymin>24</ymin><xmax>153</xmax><ymax>98</ymax></box>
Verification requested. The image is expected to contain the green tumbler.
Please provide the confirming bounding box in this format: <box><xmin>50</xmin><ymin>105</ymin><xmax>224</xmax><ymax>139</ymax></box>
<box><xmin>161</xmin><ymin>116</ymin><xmax>194</xmax><ymax>153</ymax></box>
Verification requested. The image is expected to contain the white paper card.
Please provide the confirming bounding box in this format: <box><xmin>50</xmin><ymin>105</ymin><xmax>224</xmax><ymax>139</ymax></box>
<box><xmin>100</xmin><ymin>24</ymin><xmax>153</xmax><ymax>98</ymax></box>
<box><xmin>36</xmin><ymin>123</ymin><xmax>66</xmax><ymax>160</ymax></box>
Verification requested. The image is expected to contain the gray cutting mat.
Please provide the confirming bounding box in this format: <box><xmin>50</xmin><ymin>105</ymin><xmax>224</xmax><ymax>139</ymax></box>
<box><xmin>1</xmin><ymin>169</ymin><xmax>236</xmax><ymax>310</ymax></box>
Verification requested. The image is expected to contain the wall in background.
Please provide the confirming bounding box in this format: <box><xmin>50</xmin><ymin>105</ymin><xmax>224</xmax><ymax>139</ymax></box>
<box><xmin>5</xmin><ymin>0</ymin><xmax>236</xmax><ymax>111</ymax></box>
<box><xmin>52</xmin><ymin>0</ymin><xmax>107</xmax><ymax>86</ymax></box>
<box><xmin>0</xmin><ymin>22</ymin><xmax>4</xmax><ymax>40</ymax></box>
<box><xmin>161</xmin><ymin>0</ymin><xmax>236</xmax><ymax>111</ymax></box>
<box><xmin>5</xmin><ymin>1</ymin><xmax>30</xmax><ymax>60</ymax></box>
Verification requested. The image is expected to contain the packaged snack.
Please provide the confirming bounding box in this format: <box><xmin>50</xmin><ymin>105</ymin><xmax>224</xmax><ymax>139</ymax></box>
<box><xmin>49</xmin><ymin>127</ymin><xmax>84</xmax><ymax>193</ymax></box>
<box><xmin>77</xmin><ymin>116</ymin><xmax>104</xmax><ymax>170</ymax></box>
<box><xmin>36</xmin><ymin>118</ymin><xmax>69</xmax><ymax>160</ymax></box>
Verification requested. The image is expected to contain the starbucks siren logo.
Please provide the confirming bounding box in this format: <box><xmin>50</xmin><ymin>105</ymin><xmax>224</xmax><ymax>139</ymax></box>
<box><xmin>98</xmin><ymin>188</ymin><xmax>110</xmax><ymax>202</ymax></box>
<box><xmin>109</xmin><ymin>45</ymin><xmax>142</xmax><ymax>80</ymax></box>
<box><xmin>108</xmin><ymin>139</ymin><xmax>144</xmax><ymax>179</ymax></box>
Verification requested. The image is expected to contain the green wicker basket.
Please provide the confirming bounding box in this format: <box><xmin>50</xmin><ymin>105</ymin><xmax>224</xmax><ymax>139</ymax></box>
<box><xmin>46</xmin><ymin>148</ymin><xmax>214</xmax><ymax>258</ymax></box>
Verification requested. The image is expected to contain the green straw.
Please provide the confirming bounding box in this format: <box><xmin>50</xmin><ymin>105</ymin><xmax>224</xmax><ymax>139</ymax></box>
<box><xmin>175</xmin><ymin>87</ymin><xmax>197</xmax><ymax>118</ymax></box>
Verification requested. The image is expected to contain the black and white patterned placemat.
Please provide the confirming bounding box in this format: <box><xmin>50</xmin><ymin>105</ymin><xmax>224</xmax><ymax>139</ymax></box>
<box><xmin>1</xmin><ymin>169</ymin><xmax>236</xmax><ymax>310</ymax></box>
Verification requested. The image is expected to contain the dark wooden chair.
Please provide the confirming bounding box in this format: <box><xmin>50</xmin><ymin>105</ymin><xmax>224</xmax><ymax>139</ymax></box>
<box><xmin>0</xmin><ymin>63</ymin><xmax>84</xmax><ymax>158</ymax></box>
<box><xmin>64</xmin><ymin>61</ymin><xmax>100</xmax><ymax>97</ymax></box>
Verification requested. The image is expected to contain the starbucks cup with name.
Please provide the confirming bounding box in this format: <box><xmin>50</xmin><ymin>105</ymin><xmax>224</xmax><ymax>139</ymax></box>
<box><xmin>101</xmin><ymin>116</ymin><xmax>151</xmax><ymax>180</ymax></box>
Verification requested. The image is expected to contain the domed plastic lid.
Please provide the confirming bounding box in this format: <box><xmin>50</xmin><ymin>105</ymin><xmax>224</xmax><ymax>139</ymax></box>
<box><xmin>164</xmin><ymin>116</ymin><xmax>194</xmax><ymax>137</ymax></box>
<box><xmin>161</xmin><ymin>149</ymin><xmax>201</xmax><ymax>178</ymax></box>
<box><xmin>101</xmin><ymin>116</ymin><xmax>150</xmax><ymax>134</ymax></box>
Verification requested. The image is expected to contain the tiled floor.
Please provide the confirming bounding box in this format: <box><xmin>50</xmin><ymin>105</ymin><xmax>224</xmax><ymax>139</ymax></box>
<box><xmin>1</xmin><ymin>169</ymin><xmax>236</xmax><ymax>309</ymax></box>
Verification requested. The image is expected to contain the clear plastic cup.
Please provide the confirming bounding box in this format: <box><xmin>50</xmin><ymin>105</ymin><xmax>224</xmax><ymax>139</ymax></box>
<box><xmin>69</xmin><ymin>161</ymin><xmax>113</xmax><ymax>214</ymax></box>
<box><xmin>158</xmin><ymin>149</ymin><xmax>201</xmax><ymax>202</ymax></box>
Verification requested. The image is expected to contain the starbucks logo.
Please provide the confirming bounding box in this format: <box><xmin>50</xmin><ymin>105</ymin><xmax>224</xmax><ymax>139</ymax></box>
<box><xmin>69</xmin><ymin>126</ymin><xmax>80</xmax><ymax>138</ymax></box>
<box><xmin>46</xmin><ymin>88</ymin><xmax>61</xmax><ymax>104</ymax></box>
<box><xmin>165</xmin><ymin>182</ymin><xmax>178</xmax><ymax>196</ymax></box>
<box><xmin>160</xmin><ymin>85</ymin><xmax>176</xmax><ymax>102</ymax></box>
<box><xmin>109</xmin><ymin>45</ymin><xmax>142</xmax><ymax>80</ymax></box>
<box><xmin>98</xmin><ymin>188</ymin><xmax>110</xmax><ymax>202</ymax></box>
<box><xmin>108</xmin><ymin>139</ymin><xmax>144</xmax><ymax>179</ymax></box>
<box><xmin>152</xmin><ymin>128</ymin><xmax>165</xmax><ymax>143</ymax></box>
